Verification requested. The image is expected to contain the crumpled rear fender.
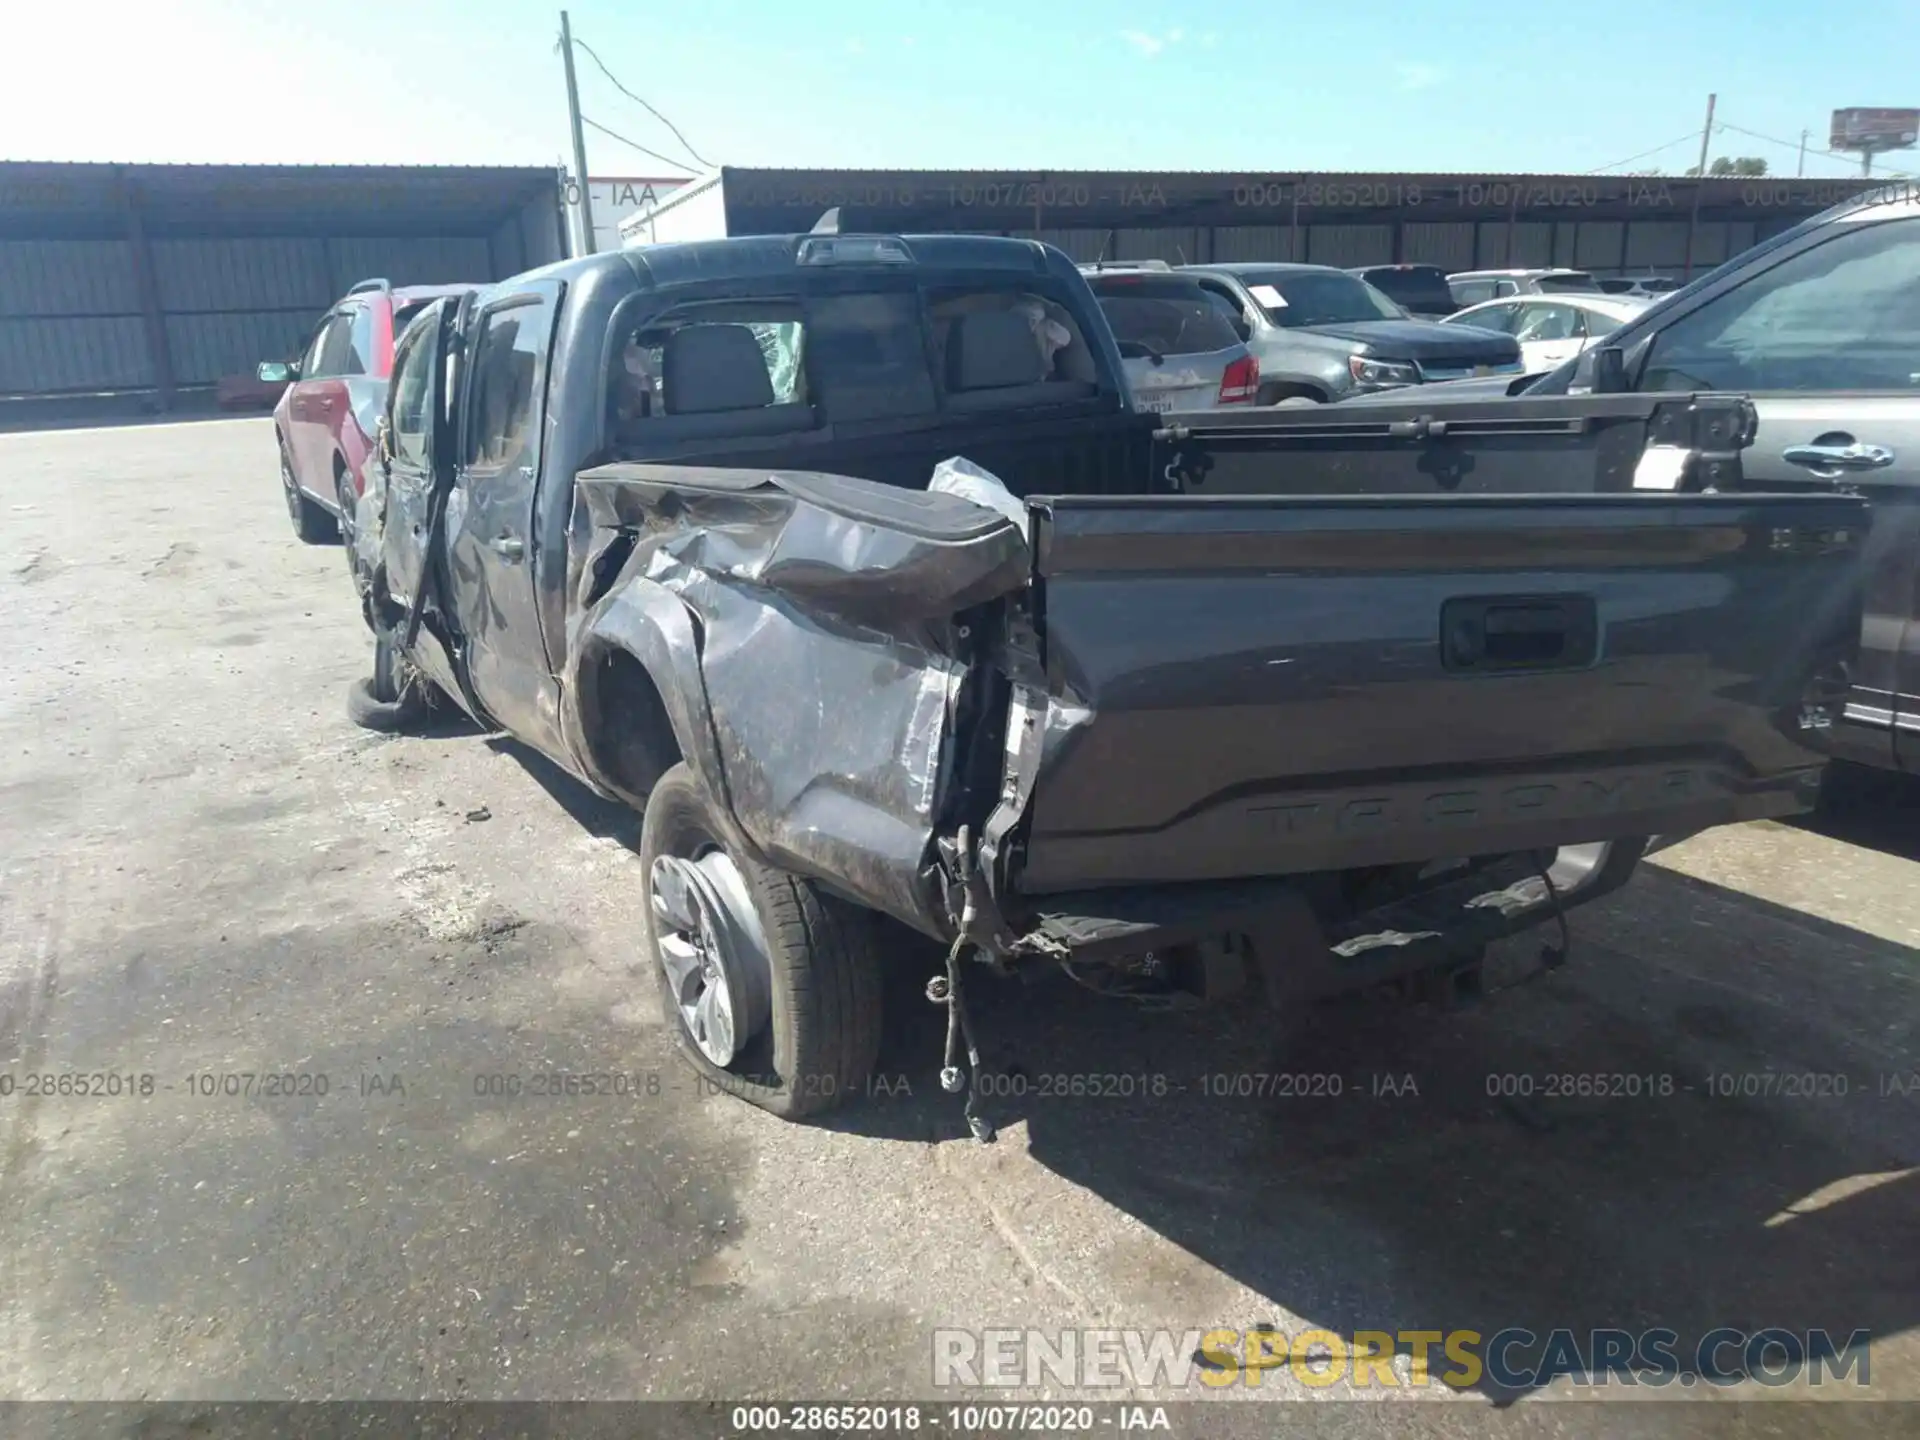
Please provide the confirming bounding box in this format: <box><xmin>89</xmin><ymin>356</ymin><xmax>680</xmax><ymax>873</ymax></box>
<box><xmin>566</xmin><ymin>462</ymin><xmax>1032</xmax><ymax>939</ymax></box>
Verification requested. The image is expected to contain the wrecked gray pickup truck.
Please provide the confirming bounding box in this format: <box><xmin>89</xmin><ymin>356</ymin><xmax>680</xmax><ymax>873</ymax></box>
<box><xmin>349</xmin><ymin>231</ymin><xmax>1867</xmax><ymax>1125</ymax></box>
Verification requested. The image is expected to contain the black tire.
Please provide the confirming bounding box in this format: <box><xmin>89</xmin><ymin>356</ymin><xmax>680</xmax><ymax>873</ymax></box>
<box><xmin>641</xmin><ymin>763</ymin><xmax>883</xmax><ymax>1119</ymax></box>
<box><xmin>345</xmin><ymin>621</ymin><xmax>432</xmax><ymax>732</ymax></box>
<box><xmin>280</xmin><ymin>438</ymin><xmax>338</xmax><ymax>544</ymax></box>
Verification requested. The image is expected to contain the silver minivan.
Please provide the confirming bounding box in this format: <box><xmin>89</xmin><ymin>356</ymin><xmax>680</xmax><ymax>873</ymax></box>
<box><xmin>1081</xmin><ymin>267</ymin><xmax>1259</xmax><ymax>412</ymax></box>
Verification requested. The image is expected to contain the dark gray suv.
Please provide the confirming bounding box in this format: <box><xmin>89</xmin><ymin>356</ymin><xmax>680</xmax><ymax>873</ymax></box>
<box><xmin>1179</xmin><ymin>263</ymin><xmax>1523</xmax><ymax>402</ymax></box>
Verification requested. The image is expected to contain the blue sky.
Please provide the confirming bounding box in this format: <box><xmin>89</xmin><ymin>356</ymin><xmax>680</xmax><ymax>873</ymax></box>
<box><xmin>5</xmin><ymin>0</ymin><xmax>1917</xmax><ymax>179</ymax></box>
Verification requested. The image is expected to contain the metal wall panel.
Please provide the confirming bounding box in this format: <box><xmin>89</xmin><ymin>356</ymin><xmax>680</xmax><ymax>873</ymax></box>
<box><xmin>1304</xmin><ymin>224</ymin><xmax>1392</xmax><ymax>266</ymax></box>
<box><xmin>0</xmin><ymin>240</ymin><xmax>140</xmax><ymax>316</ymax></box>
<box><xmin>1208</xmin><ymin>226</ymin><xmax>1296</xmax><ymax>262</ymax></box>
<box><xmin>1574</xmin><ymin>221</ymin><xmax>1625</xmax><ymax>270</ymax></box>
<box><xmin>1623</xmin><ymin>221</ymin><xmax>1690</xmax><ymax>268</ymax></box>
<box><xmin>164</xmin><ymin>311</ymin><xmax>315</xmax><ymax>386</ymax></box>
<box><xmin>1400</xmin><ymin>222</ymin><xmax>1475</xmax><ymax>270</ymax></box>
<box><xmin>152</xmin><ymin>237</ymin><xmax>333</xmax><ymax>312</ymax></box>
<box><xmin>1115</xmin><ymin>226</ymin><xmax>1200</xmax><ymax>263</ymax></box>
<box><xmin>327</xmin><ymin>236</ymin><xmax>492</xmax><ymax>292</ymax></box>
<box><xmin>1475</xmin><ymin>222</ymin><xmax>1511</xmax><ymax>267</ymax></box>
<box><xmin>0</xmin><ymin>316</ymin><xmax>150</xmax><ymax>392</ymax></box>
<box><xmin>1030</xmin><ymin>228</ymin><xmax>1108</xmax><ymax>262</ymax></box>
<box><xmin>1687</xmin><ymin>222</ymin><xmax>1730</xmax><ymax>266</ymax></box>
<box><xmin>1507</xmin><ymin>222</ymin><xmax>1554</xmax><ymax>267</ymax></box>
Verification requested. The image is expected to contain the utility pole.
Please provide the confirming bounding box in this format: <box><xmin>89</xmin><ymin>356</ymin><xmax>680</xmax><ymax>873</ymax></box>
<box><xmin>1798</xmin><ymin>129</ymin><xmax>1808</xmax><ymax>177</ymax></box>
<box><xmin>1682</xmin><ymin>93</ymin><xmax>1716</xmax><ymax>280</ymax></box>
<box><xmin>1692</xmin><ymin>93</ymin><xmax>1717</xmax><ymax>178</ymax></box>
<box><xmin>560</xmin><ymin>10</ymin><xmax>597</xmax><ymax>255</ymax></box>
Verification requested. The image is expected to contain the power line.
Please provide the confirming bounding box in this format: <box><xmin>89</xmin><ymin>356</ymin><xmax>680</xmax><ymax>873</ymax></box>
<box><xmin>581</xmin><ymin>115</ymin><xmax>701</xmax><ymax>175</ymax></box>
<box><xmin>571</xmin><ymin>35</ymin><xmax>711</xmax><ymax>170</ymax></box>
<box><xmin>1714</xmin><ymin>119</ymin><xmax>1916</xmax><ymax>178</ymax></box>
<box><xmin>1584</xmin><ymin>130</ymin><xmax>1705</xmax><ymax>174</ymax></box>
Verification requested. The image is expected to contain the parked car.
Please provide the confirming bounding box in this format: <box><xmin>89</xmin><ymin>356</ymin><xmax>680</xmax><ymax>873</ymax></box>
<box><xmin>1444</xmin><ymin>293</ymin><xmax>1652</xmax><ymax>373</ymax></box>
<box><xmin>258</xmin><ymin>279</ymin><xmax>476</xmax><ymax>554</ymax></box>
<box><xmin>1448</xmin><ymin>268</ymin><xmax>1603</xmax><ymax>305</ymax></box>
<box><xmin>1597</xmin><ymin>276</ymin><xmax>1683</xmax><ymax>298</ymax></box>
<box><xmin>1176</xmin><ymin>263</ymin><xmax>1523</xmax><ymax>401</ymax></box>
<box><xmin>1345</xmin><ymin>188</ymin><xmax>1920</xmax><ymax>777</ymax></box>
<box><xmin>1347</xmin><ymin>263</ymin><xmax>1458</xmax><ymax>317</ymax></box>
<box><xmin>1081</xmin><ymin>267</ymin><xmax>1260</xmax><ymax>411</ymax></box>
<box><xmin>343</xmin><ymin>231</ymin><xmax>1859</xmax><ymax>1122</ymax></box>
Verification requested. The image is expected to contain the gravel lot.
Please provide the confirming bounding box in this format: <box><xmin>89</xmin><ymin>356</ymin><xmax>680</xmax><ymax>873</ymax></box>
<box><xmin>1</xmin><ymin>418</ymin><xmax>1915</xmax><ymax>1425</ymax></box>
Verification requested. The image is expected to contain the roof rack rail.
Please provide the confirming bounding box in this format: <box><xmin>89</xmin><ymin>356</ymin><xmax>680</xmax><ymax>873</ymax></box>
<box><xmin>347</xmin><ymin>277</ymin><xmax>392</xmax><ymax>296</ymax></box>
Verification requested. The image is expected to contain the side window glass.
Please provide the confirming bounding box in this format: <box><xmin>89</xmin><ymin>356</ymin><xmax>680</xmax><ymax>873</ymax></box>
<box><xmin>344</xmin><ymin>305</ymin><xmax>375</xmax><ymax>377</ymax></box>
<box><xmin>389</xmin><ymin>325</ymin><xmax>436</xmax><ymax>469</ymax></box>
<box><xmin>464</xmin><ymin>296</ymin><xmax>557</xmax><ymax>470</ymax></box>
<box><xmin>1462</xmin><ymin>303</ymin><xmax>1513</xmax><ymax>333</ymax></box>
<box><xmin>302</xmin><ymin>317</ymin><xmax>336</xmax><ymax>378</ymax></box>
<box><xmin>1515</xmin><ymin>303</ymin><xmax>1577</xmax><ymax>342</ymax></box>
<box><xmin>1642</xmin><ymin>218</ymin><xmax>1920</xmax><ymax>392</ymax></box>
<box><xmin>318</xmin><ymin>313</ymin><xmax>356</xmax><ymax>376</ymax></box>
<box><xmin>1197</xmin><ymin>281</ymin><xmax>1253</xmax><ymax>339</ymax></box>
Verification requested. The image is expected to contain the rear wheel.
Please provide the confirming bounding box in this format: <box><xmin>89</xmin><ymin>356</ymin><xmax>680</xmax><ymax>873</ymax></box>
<box><xmin>642</xmin><ymin>763</ymin><xmax>883</xmax><ymax>1119</ymax></box>
<box><xmin>345</xmin><ymin>615</ymin><xmax>433</xmax><ymax>733</ymax></box>
<box><xmin>280</xmin><ymin>438</ymin><xmax>337</xmax><ymax>544</ymax></box>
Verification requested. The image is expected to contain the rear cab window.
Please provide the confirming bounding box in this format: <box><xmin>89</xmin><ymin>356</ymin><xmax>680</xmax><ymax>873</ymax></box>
<box><xmin>607</xmin><ymin>275</ymin><xmax>1102</xmax><ymax>446</ymax></box>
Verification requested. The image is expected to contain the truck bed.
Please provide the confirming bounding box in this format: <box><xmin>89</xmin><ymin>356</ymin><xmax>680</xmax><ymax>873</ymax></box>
<box><xmin>575</xmin><ymin>464</ymin><xmax>1865</xmax><ymax>942</ymax></box>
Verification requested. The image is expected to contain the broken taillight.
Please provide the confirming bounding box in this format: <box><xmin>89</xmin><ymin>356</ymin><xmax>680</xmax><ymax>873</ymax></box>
<box><xmin>1218</xmin><ymin>353</ymin><xmax>1260</xmax><ymax>405</ymax></box>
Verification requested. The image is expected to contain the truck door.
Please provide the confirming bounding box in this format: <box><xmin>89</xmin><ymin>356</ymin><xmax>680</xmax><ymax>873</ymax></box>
<box><xmin>446</xmin><ymin>282</ymin><xmax>563</xmax><ymax>742</ymax></box>
<box><xmin>1633</xmin><ymin>211</ymin><xmax>1920</xmax><ymax>772</ymax></box>
<box><xmin>377</xmin><ymin>298</ymin><xmax>454</xmax><ymax>610</ymax></box>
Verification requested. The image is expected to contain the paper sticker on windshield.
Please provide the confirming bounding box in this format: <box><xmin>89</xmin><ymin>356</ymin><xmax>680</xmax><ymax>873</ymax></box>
<box><xmin>1249</xmin><ymin>284</ymin><xmax>1287</xmax><ymax>308</ymax></box>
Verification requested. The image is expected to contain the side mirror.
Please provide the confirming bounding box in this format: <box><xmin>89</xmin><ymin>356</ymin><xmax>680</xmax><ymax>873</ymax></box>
<box><xmin>257</xmin><ymin>361</ymin><xmax>294</xmax><ymax>384</ymax></box>
<box><xmin>1590</xmin><ymin>345</ymin><xmax>1628</xmax><ymax>395</ymax></box>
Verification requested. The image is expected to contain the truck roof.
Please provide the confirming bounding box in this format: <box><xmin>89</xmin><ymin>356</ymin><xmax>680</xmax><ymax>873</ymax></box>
<box><xmin>517</xmin><ymin>233</ymin><xmax>1079</xmax><ymax>293</ymax></box>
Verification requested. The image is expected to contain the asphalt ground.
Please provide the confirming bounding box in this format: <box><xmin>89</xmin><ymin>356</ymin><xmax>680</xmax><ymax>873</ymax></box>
<box><xmin>0</xmin><ymin>418</ymin><xmax>1914</xmax><ymax>1433</ymax></box>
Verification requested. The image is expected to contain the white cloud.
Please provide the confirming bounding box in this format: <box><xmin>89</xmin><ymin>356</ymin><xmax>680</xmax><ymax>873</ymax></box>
<box><xmin>1200</xmin><ymin>31</ymin><xmax>1219</xmax><ymax>47</ymax></box>
<box><xmin>1394</xmin><ymin>62</ymin><xmax>1445</xmax><ymax>91</ymax></box>
<box><xmin>1120</xmin><ymin>28</ymin><xmax>1185</xmax><ymax>57</ymax></box>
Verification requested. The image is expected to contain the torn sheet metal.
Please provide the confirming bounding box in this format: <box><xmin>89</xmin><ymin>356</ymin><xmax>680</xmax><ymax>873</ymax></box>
<box><xmin>573</xmin><ymin>463</ymin><xmax>1032</xmax><ymax>935</ymax></box>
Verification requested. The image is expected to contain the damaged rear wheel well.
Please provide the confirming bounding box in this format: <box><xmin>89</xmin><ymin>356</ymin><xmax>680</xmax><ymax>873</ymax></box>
<box><xmin>581</xmin><ymin>647</ymin><xmax>683</xmax><ymax>803</ymax></box>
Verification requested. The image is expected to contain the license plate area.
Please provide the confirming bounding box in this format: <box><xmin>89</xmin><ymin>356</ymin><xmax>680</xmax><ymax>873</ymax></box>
<box><xmin>1441</xmin><ymin>594</ymin><xmax>1598</xmax><ymax>673</ymax></box>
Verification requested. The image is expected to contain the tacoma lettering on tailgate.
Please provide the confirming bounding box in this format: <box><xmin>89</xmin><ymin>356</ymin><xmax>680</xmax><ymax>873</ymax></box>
<box><xmin>1250</xmin><ymin>767</ymin><xmax>1701</xmax><ymax>838</ymax></box>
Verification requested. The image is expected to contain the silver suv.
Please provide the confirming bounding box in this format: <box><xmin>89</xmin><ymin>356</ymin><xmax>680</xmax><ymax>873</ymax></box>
<box><xmin>1080</xmin><ymin>266</ymin><xmax>1260</xmax><ymax>412</ymax></box>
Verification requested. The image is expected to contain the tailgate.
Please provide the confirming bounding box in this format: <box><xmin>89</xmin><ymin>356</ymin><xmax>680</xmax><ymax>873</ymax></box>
<box><xmin>1014</xmin><ymin>492</ymin><xmax>1865</xmax><ymax>894</ymax></box>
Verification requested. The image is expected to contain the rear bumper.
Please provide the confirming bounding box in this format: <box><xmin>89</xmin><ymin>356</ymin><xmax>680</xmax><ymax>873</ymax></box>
<box><xmin>1017</xmin><ymin>754</ymin><xmax>1825</xmax><ymax>893</ymax></box>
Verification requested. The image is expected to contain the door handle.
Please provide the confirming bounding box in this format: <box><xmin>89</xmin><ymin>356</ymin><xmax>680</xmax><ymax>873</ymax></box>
<box><xmin>1783</xmin><ymin>441</ymin><xmax>1894</xmax><ymax>472</ymax></box>
<box><xmin>489</xmin><ymin>535</ymin><xmax>525</xmax><ymax>561</ymax></box>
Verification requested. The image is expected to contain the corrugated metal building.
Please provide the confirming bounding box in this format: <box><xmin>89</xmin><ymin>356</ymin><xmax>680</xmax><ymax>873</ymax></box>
<box><xmin>0</xmin><ymin>162</ymin><xmax>566</xmax><ymax>405</ymax></box>
<box><xmin>634</xmin><ymin>166</ymin><xmax>1877</xmax><ymax>274</ymax></box>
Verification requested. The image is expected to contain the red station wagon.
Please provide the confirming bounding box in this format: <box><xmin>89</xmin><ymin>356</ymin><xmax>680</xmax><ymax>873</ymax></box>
<box><xmin>260</xmin><ymin>279</ymin><xmax>476</xmax><ymax>549</ymax></box>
